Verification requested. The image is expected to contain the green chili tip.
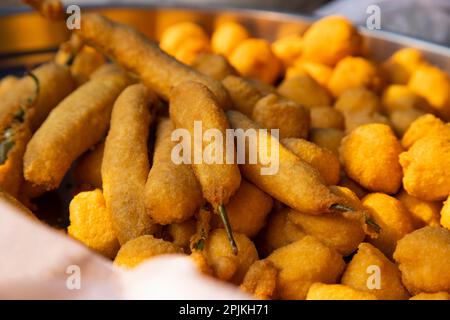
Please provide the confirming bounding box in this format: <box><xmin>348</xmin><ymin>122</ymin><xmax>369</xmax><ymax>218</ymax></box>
<box><xmin>330</xmin><ymin>203</ymin><xmax>381</xmax><ymax>234</ymax></box>
<box><xmin>330</xmin><ymin>203</ymin><xmax>355</xmax><ymax>212</ymax></box>
<box><xmin>218</xmin><ymin>204</ymin><xmax>238</xmax><ymax>255</ymax></box>
<box><xmin>194</xmin><ymin>238</ymin><xmax>205</xmax><ymax>251</ymax></box>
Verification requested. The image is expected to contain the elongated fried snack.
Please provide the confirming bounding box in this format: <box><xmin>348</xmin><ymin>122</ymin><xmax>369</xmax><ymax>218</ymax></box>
<box><xmin>23</xmin><ymin>0</ymin><xmax>64</xmax><ymax>20</ymax></box>
<box><xmin>77</xmin><ymin>13</ymin><xmax>230</xmax><ymax>109</ymax></box>
<box><xmin>68</xmin><ymin>189</ymin><xmax>119</xmax><ymax>259</ymax></box>
<box><xmin>0</xmin><ymin>76</ymin><xmax>18</xmax><ymax>98</ymax></box>
<box><xmin>211</xmin><ymin>179</ymin><xmax>273</xmax><ymax>238</ymax></box>
<box><xmin>252</xmin><ymin>94</ymin><xmax>310</xmax><ymax>139</ymax></box>
<box><xmin>267</xmin><ymin>236</ymin><xmax>345</xmax><ymax>300</ymax></box>
<box><xmin>170</xmin><ymin>81</ymin><xmax>242</xmax><ymax>252</ymax></box>
<box><xmin>341</xmin><ymin>243</ymin><xmax>410</xmax><ymax>300</ymax></box>
<box><xmin>102</xmin><ymin>83</ymin><xmax>159</xmax><ymax>244</ymax></box>
<box><xmin>192</xmin><ymin>53</ymin><xmax>236</xmax><ymax>80</ymax></box>
<box><xmin>222</xmin><ymin>75</ymin><xmax>263</xmax><ymax>117</ymax></box>
<box><xmin>24</xmin><ymin>69</ymin><xmax>131</xmax><ymax>191</ymax></box>
<box><xmin>70</xmin><ymin>46</ymin><xmax>106</xmax><ymax>86</ymax></box>
<box><xmin>286</xmin><ymin>60</ymin><xmax>332</xmax><ymax>87</ymax></box>
<box><xmin>227</xmin><ymin>110</ymin><xmax>342</xmax><ymax>215</ymax></box>
<box><xmin>287</xmin><ymin>204</ymin><xmax>365</xmax><ymax>257</ymax></box>
<box><xmin>394</xmin><ymin>226</ymin><xmax>450</xmax><ymax>294</ymax></box>
<box><xmin>203</xmin><ymin>229</ymin><xmax>258</xmax><ymax>284</ymax></box>
<box><xmin>144</xmin><ymin>118</ymin><xmax>203</xmax><ymax>225</ymax></box>
<box><xmin>114</xmin><ymin>235</ymin><xmax>183</xmax><ymax>268</ymax></box>
<box><xmin>306</xmin><ymin>283</ymin><xmax>378</xmax><ymax>300</ymax></box>
<box><xmin>0</xmin><ymin>63</ymin><xmax>74</xmax><ymax>196</ymax></box>
<box><xmin>240</xmin><ymin>260</ymin><xmax>277</xmax><ymax>300</ymax></box>
<box><xmin>282</xmin><ymin>138</ymin><xmax>340</xmax><ymax>186</ymax></box>
<box><xmin>73</xmin><ymin>141</ymin><xmax>104</xmax><ymax>189</ymax></box>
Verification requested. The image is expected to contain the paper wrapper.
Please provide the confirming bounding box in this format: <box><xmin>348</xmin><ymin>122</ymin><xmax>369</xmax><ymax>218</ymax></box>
<box><xmin>0</xmin><ymin>198</ymin><xmax>251</xmax><ymax>299</ymax></box>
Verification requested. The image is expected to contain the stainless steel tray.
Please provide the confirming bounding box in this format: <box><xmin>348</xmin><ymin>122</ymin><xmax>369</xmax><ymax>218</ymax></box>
<box><xmin>0</xmin><ymin>4</ymin><xmax>449</xmax><ymax>74</ymax></box>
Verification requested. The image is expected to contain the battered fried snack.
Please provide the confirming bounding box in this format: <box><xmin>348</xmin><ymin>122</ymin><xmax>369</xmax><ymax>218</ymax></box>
<box><xmin>192</xmin><ymin>53</ymin><xmax>236</xmax><ymax>80</ymax></box>
<box><xmin>73</xmin><ymin>141</ymin><xmax>104</xmax><ymax>189</ymax></box>
<box><xmin>287</xmin><ymin>196</ymin><xmax>365</xmax><ymax>256</ymax></box>
<box><xmin>203</xmin><ymin>229</ymin><xmax>258</xmax><ymax>284</ymax></box>
<box><xmin>271</xmin><ymin>34</ymin><xmax>303</xmax><ymax>68</ymax></box>
<box><xmin>211</xmin><ymin>180</ymin><xmax>273</xmax><ymax>238</ymax></box>
<box><xmin>396</xmin><ymin>189</ymin><xmax>441</xmax><ymax>229</ymax></box>
<box><xmin>252</xmin><ymin>94</ymin><xmax>310</xmax><ymax>139</ymax></box>
<box><xmin>68</xmin><ymin>189</ymin><xmax>119</xmax><ymax>259</ymax></box>
<box><xmin>334</xmin><ymin>87</ymin><xmax>381</xmax><ymax>116</ymax></box>
<box><xmin>70</xmin><ymin>46</ymin><xmax>106</xmax><ymax>86</ymax></box>
<box><xmin>306</xmin><ymin>283</ymin><xmax>377</xmax><ymax>300</ymax></box>
<box><xmin>222</xmin><ymin>75</ymin><xmax>263</xmax><ymax>117</ymax></box>
<box><xmin>441</xmin><ymin>196</ymin><xmax>450</xmax><ymax>231</ymax></box>
<box><xmin>381</xmin><ymin>85</ymin><xmax>430</xmax><ymax>115</ymax></box>
<box><xmin>23</xmin><ymin>68</ymin><xmax>131</xmax><ymax>191</ymax></box>
<box><xmin>211</xmin><ymin>22</ymin><xmax>249</xmax><ymax>58</ymax></box>
<box><xmin>301</xmin><ymin>16</ymin><xmax>361</xmax><ymax>66</ymax></box>
<box><xmin>278</xmin><ymin>74</ymin><xmax>332</xmax><ymax>109</ymax></box>
<box><xmin>240</xmin><ymin>260</ymin><xmax>277</xmax><ymax>300</ymax></box>
<box><xmin>282</xmin><ymin>138</ymin><xmax>340</xmax><ymax>186</ymax></box>
<box><xmin>77</xmin><ymin>13</ymin><xmax>230</xmax><ymax>109</ymax></box>
<box><xmin>159</xmin><ymin>22</ymin><xmax>210</xmax><ymax>65</ymax></box>
<box><xmin>399</xmin><ymin>134</ymin><xmax>450</xmax><ymax>201</ymax></box>
<box><xmin>144</xmin><ymin>118</ymin><xmax>203</xmax><ymax>225</ymax></box>
<box><xmin>394</xmin><ymin>226</ymin><xmax>450</xmax><ymax>294</ymax></box>
<box><xmin>286</xmin><ymin>60</ymin><xmax>332</xmax><ymax>87</ymax></box>
<box><xmin>362</xmin><ymin>193</ymin><xmax>414</xmax><ymax>257</ymax></box>
<box><xmin>328</xmin><ymin>57</ymin><xmax>383</xmax><ymax>97</ymax></box>
<box><xmin>170</xmin><ymin>81</ymin><xmax>242</xmax><ymax>252</ymax></box>
<box><xmin>102</xmin><ymin>84</ymin><xmax>159</xmax><ymax>244</ymax></box>
<box><xmin>344</xmin><ymin>112</ymin><xmax>392</xmax><ymax>134</ymax></box>
<box><xmin>163</xmin><ymin>219</ymin><xmax>196</xmax><ymax>253</ymax></box>
<box><xmin>338</xmin><ymin>173</ymin><xmax>368</xmax><ymax>199</ymax></box>
<box><xmin>408</xmin><ymin>63</ymin><xmax>450</xmax><ymax>120</ymax></box>
<box><xmin>114</xmin><ymin>235</ymin><xmax>183</xmax><ymax>268</ymax></box>
<box><xmin>23</xmin><ymin>0</ymin><xmax>64</xmax><ymax>20</ymax></box>
<box><xmin>310</xmin><ymin>106</ymin><xmax>345</xmax><ymax>130</ymax></box>
<box><xmin>382</xmin><ymin>48</ymin><xmax>425</xmax><ymax>84</ymax></box>
<box><xmin>0</xmin><ymin>76</ymin><xmax>18</xmax><ymax>98</ymax></box>
<box><xmin>410</xmin><ymin>292</ymin><xmax>450</xmax><ymax>300</ymax></box>
<box><xmin>340</xmin><ymin>124</ymin><xmax>403</xmax><ymax>194</ymax></box>
<box><xmin>309</xmin><ymin>128</ymin><xmax>345</xmax><ymax>157</ymax></box>
<box><xmin>401</xmin><ymin>113</ymin><xmax>450</xmax><ymax>149</ymax></box>
<box><xmin>341</xmin><ymin>242</ymin><xmax>410</xmax><ymax>300</ymax></box>
<box><xmin>0</xmin><ymin>63</ymin><xmax>74</xmax><ymax>196</ymax></box>
<box><xmin>229</xmin><ymin>38</ymin><xmax>281</xmax><ymax>84</ymax></box>
<box><xmin>389</xmin><ymin>108</ymin><xmax>426</xmax><ymax>137</ymax></box>
<box><xmin>227</xmin><ymin>111</ymin><xmax>344</xmax><ymax>215</ymax></box>
<box><xmin>267</xmin><ymin>236</ymin><xmax>345</xmax><ymax>300</ymax></box>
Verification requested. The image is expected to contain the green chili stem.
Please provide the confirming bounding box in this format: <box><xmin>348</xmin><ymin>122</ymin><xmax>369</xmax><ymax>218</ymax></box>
<box><xmin>219</xmin><ymin>204</ymin><xmax>238</xmax><ymax>255</ymax></box>
<box><xmin>330</xmin><ymin>203</ymin><xmax>381</xmax><ymax>234</ymax></box>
